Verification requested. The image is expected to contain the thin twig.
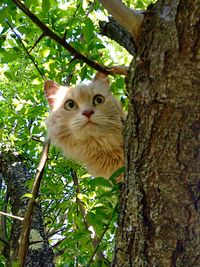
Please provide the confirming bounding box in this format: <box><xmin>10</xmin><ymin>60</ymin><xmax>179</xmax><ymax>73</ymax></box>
<box><xmin>87</xmin><ymin>225</ymin><xmax>110</xmax><ymax>267</ymax></box>
<box><xmin>28</xmin><ymin>32</ymin><xmax>45</xmax><ymax>53</ymax></box>
<box><xmin>71</xmin><ymin>170</ymin><xmax>106</xmax><ymax>261</ymax></box>
<box><xmin>63</xmin><ymin>2</ymin><xmax>84</xmax><ymax>84</ymax></box>
<box><xmin>0</xmin><ymin>236</ymin><xmax>9</xmax><ymax>246</ymax></box>
<box><xmin>18</xmin><ymin>140</ymin><xmax>50</xmax><ymax>267</ymax></box>
<box><xmin>31</xmin><ymin>136</ymin><xmax>44</xmax><ymax>143</ymax></box>
<box><xmin>86</xmin><ymin>205</ymin><xmax>117</xmax><ymax>267</ymax></box>
<box><xmin>71</xmin><ymin>169</ymin><xmax>88</xmax><ymax>227</ymax></box>
<box><xmin>48</xmin><ymin>226</ymin><xmax>67</xmax><ymax>238</ymax></box>
<box><xmin>0</xmin><ymin>211</ymin><xmax>24</xmax><ymax>221</ymax></box>
<box><xmin>52</xmin><ymin>236</ymin><xmax>66</xmax><ymax>250</ymax></box>
<box><xmin>12</xmin><ymin>0</ymin><xmax>128</xmax><ymax>76</ymax></box>
<box><xmin>63</xmin><ymin>2</ymin><xmax>81</xmax><ymax>41</ymax></box>
<box><xmin>46</xmin><ymin>207</ymin><xmax>64</xmax><ymax>236</ymax></box>
<box><xmin>5</xmin><ymin>19</ymin><xmax>45</xmax><ymax>80</ymax></box>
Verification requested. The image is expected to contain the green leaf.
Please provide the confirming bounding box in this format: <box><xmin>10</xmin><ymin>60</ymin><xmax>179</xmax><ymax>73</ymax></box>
<box><xmin>89</xmin><ymin>177</ymin><xmax>112</xmax><ymax>188</ymax></box>
<box><xmin>10</xmin><ymin>262</ymin><xmax>19</xmax><ymax>267</ymax></box>
<box><xmin>4</xmin><ymin>71</ymin><xmax>13</xmax><ymax>80</ymax></box>
<box><xmin>2</xmin><ymin>51</ymin><xmax>19</xmax><ymax>63</ymax></box>
<box><xmin>0</xmin><ymin>7</ymin><xmax>8</xmax><ymax>23</ymax></box>
<box><xmin>71</xmin><ymin>41</ymin><xmax>86</xmax><ymax>53</ymax></box>
<box><xmin>82</xmin><ymin>17</ymin><xmax>94</xmax><ymax>43</ymax></box>
<box><xmin>80</xmin><ymin>65</ymin><xmax>88</xmax><ymax>81</ymax></box>
<box><xmin>21</xmin><ymin>193</ymin><xmax>34</xmax><ymax>199</ymax></box>
<box><xmin>42</xmin><ymin>0</ymin><xmax>51</xmax><ymax>13</ymax></box>
<box><xmin>87</xmin><ymin>212</ymin><xmax>99</xmax><ymax>228</ymax></box>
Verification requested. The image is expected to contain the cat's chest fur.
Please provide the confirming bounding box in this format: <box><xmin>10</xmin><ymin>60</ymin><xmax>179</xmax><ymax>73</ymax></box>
<box><xmin>45</xmin><ymin>72</ymin><xmax>125</xmax><ymax>179</ymax></box>
<box><xmin>65</xmin><ymin>131</ymin><xmax>124</xmax><ymax>178</ymax></box>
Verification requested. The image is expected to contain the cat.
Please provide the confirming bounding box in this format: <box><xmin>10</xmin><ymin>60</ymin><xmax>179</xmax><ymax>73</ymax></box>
<box><xmin>44</xmin><ymin>72</ymin><xmax>125</xmax><ymax>181</ymax></box>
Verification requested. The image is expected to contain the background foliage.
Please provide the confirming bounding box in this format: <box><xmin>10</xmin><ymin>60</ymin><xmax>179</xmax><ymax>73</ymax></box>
<box><xmin>0</xmin><ymin>0</ymin><xmax>153</xmax><ymax>266</ymax></box>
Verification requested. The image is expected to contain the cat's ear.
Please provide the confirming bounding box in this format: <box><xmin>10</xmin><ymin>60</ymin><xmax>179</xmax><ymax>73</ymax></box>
<box><xmin>44</xmin><ymin>80</ymin><xmax>60</xmax><ymax>108</ymax></box>
<box><xmin>92</xmin><ymin>72</ymin><xmax>109</xmax><ymax>89</ymax></box>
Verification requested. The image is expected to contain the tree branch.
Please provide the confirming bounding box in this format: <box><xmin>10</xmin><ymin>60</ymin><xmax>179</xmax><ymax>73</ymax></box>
<box><xmin>0</xmin><ymin>211</ymin><xmax>24</xmax><ymax>221</ymax></box>
<box><xmin>12</xmin><ymin>0</ymin><xmax>128</xmax><ymax>76</ymax></box>
<box><xmin>99</xmin><ymin>17</ymin><xmax>136</xmax><ymax>55</ymax></box>
<box><xmin>98</xmin><ymin>0</ymin><xmax>144</xmax><ymax>41</ymax></box>
<box><xmin>18</xmin><ymin>140</ymin><xmax>50</xmax><ymax>267</ymax></box>
<box><xmin>28</xmin><ymin>32</ymin><xmax>45</xmax><ymax>53</ymax></box>
<box><xmin>5</xmin><ymin>20</ymin><xmax>45</xmax><ymax>80</ymax></box>
<box><xmin>0</xmin><ymin>150</ymin><xmax>54</xmax><ymax>265</ymax></box>
<box><xmin>71</xmin><ymin>169</ymin><xmax>88</xmax><ymax>226</ymax></box>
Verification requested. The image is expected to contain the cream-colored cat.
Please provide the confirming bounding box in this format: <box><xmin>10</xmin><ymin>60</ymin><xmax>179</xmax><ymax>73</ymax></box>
<box><xmin>44</xmin><ymin>72</ymin><xmax>125</xmax><ymax>181</ymax></box>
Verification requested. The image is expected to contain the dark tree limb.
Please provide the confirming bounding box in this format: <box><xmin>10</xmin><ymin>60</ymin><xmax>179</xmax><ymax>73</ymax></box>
<box><xmin>0</xmin><ymin>236</ymin><xmax>9</xmax><ymax>246</ymax></box>
<box><xmin>0</xmin><ymin>149</ymin><xmax>54</xmax><ymax>266</ymax></box>
<box><xmin>18</xmin><ymin>140</ymin><xmax>50</xmax><ymax>267</ymax></box>
<box><xmin>99</xmin><ymin>17</ymin><xmax>136</xmax><ymax>55</ymax></box>
<box><xmin>0</xmin><ymin>191</ymin><xmax>9</xmax><ymax>246</ymax></box>
<box><xmin>12</xmin><ymin>0</ymin><xmax>128</xmax><ymax>76</ymax></box>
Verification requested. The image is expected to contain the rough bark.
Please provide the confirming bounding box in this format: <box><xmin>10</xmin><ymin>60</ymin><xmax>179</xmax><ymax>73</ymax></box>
<box><xmin>0</xmin><ymin>152</ymin><xmax>55</xmax><ymax>266</ymax></box>
<box><xmin>113</xmin><ymin>0</ymin><xmax>200</xmax><ymax>266</ymax></box>
<box><xmin>99</xmin><ymin>17</ymin><xmax>136</xmax><ymax>55</ymax></box>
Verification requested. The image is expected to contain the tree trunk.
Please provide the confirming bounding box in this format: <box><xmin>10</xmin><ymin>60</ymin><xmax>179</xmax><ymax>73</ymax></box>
<box><xmin>0</xmin><ymin>152</ymin><xmax>55</xmax><ymax>266</ymax></box>
<box><xmin>113</xmin><ymin>0</ymin><xmax>200</xmax><ymax>266</ymax></box>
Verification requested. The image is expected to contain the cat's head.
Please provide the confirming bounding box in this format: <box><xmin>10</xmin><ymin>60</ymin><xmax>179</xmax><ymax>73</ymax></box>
<box><xmin>44</xmin><ymin>72</ymin><xmax>125</xmax><ymax>140</ymax></box>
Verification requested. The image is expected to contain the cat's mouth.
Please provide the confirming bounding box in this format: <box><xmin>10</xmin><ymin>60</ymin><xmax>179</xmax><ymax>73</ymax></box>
<box><xmin>84</xmin><ymin>120</ymin><xmax>98</xmax><ymax>126</ymax></box>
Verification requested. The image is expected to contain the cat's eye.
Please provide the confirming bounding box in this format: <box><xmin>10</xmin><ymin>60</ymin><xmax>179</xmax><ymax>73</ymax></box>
<box><xmin>93</xmin><ymin>94</ymin><xmax>105</xmax><ymax>105</ymax></box>
<box><xmin>64</xmin><ymin>99</ymin><xmax>77</xmax><ymax>111</ymax></box>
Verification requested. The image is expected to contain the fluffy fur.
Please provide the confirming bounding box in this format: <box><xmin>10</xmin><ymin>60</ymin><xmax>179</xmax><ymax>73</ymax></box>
<box><xmin>44</xmin><ymin>73</ymin><xmax>125</xmax><ymax>180</ymax></box>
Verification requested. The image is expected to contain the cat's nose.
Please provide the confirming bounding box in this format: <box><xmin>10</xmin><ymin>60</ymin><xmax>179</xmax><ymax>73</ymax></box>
<box><xmin>82</xmin><ymin>110</ymin><xmax>94</xmax><ymax>118</ymax></box>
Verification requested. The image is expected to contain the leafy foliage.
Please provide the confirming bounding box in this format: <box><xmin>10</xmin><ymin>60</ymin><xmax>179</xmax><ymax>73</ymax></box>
<box><xmin>0</xmin><ymin>0</ymin><xmax>153</xmax><ymax>265</ymax></box>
